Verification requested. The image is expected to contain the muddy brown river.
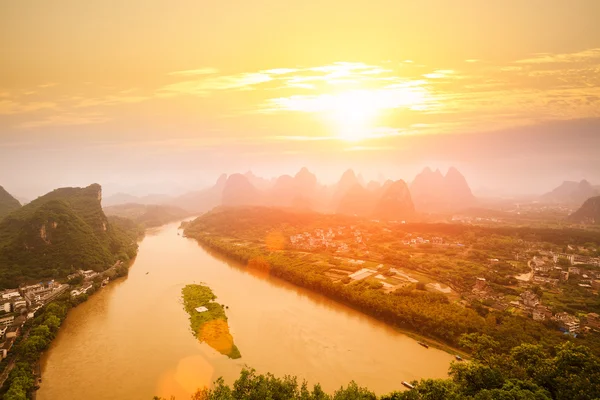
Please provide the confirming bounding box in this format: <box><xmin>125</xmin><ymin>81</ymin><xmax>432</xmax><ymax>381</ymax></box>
<box><xmin>38</xmin><ymin>220</ymin><xmax>453</xmax><ymax>399</ymax></box>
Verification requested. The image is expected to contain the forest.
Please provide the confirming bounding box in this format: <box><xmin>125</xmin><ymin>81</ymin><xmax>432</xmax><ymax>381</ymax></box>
<box><xmin>0</xmin><ymin>184</ymin><xmax>142</xmax><ymax>288</ymax></box>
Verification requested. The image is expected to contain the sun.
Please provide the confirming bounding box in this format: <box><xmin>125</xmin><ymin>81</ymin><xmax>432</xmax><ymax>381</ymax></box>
<box><xmin>328</xmin><ymin>91</ymin><xmax>380</xmax><ymax>141</ymax></box>
<box><xmin>322</xmin><ymin>88</ymin><xmax>426</xmax><ymax>141</ymax></box>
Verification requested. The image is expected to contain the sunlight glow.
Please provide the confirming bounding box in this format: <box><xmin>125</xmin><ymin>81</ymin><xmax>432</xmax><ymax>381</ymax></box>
<box><xmin>270</xmin><ymin>86</ymin><xmax>429</xmax><ymax>141</ymax></box>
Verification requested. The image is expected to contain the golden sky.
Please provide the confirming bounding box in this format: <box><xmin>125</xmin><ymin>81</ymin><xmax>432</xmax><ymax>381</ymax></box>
<box><xmin>1</xmin><ymin>1</ymin><xmax>600</xmax><ymax>197</ymax></box>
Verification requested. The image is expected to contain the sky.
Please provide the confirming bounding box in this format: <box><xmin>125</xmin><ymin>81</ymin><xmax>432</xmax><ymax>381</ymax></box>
<box><xmin>1</xmin><ymin>0</ymin><xmax>600</xmax><ymax>199</ymax></box>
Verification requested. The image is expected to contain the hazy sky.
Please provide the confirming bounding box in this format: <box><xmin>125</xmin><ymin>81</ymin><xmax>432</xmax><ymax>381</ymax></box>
<box><xmin>1</xmin><ymin>1</ymin><xmax>600</xmax><ymax>199</ymax></box>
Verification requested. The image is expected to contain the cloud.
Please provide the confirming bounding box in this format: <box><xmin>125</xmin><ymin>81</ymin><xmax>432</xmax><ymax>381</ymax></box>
<box><xmin>160</xmin><ymin>72</ymin><xmax>273</xmax><ymax>96</ymax></box>
<box><xmin>0</xmin><ymin>99</ymin><xmax>56</xmax><ymax>115</ymax></box>
<box><xmin>168</xmin><ymin>68</ymin><xmax>219</xmax><ymax>76</ymax></box>
<box><xmin>515</xmin><ymin>48</ymin><xmax>600</xmax><ymax>64</ymax></box>
<box><xmin>17</xmin><ymin>113</ymin><xmax>109</xmax><ymax>129</ymax></box>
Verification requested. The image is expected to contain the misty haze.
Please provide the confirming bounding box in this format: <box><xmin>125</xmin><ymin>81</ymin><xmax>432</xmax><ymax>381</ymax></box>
<box><xmin>1</xmin><ymin>1</ymin><xmax>600</xmax><ymax>400</ymax></box>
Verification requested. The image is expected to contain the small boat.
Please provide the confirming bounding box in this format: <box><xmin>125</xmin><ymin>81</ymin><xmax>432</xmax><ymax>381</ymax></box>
<box><xmin>145</xmin><ymin>272</ymin><xmax>149</xmax><ymax>275</ymax></box>
<box><xmin>401</xmin><ymin>381</ymin><xmax>415</xmax><ymax>389</ymax></box>
<box><xmin>418</xmin><ymin>341</ymin><xmax>429</xmax><ymax>349</ymax></box>
<box><xmin>455</xmin><ymin>355</ymin><xmax>463</xmax><ymax>361</ymax></box>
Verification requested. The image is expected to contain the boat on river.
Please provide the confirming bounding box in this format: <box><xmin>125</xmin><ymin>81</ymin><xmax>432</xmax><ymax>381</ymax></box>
<box><xmin>455</xmin><ymin>355</ymin><xmax>463</xmax><ymax>361</ymax></box>
<box><xmin>418</xmin><ymin>341</ymin><xmax>429</xmax><ymax>349</ymax></box>
<box><xmin>402</xmin><ymin>381</ymin><xmax>415</xmax><ymax>389</ymax></box>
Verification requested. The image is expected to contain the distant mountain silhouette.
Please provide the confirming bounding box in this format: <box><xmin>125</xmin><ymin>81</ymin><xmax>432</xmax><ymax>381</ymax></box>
<box><xmin>102</xmin><ymin>192</ymin><xmax>173</xmax><ymax>207</ymax></box>
<box><xmin>169</xmin><ymin>174</ymin><xmax>227</xmax><ymax>212</ymax></box>
<box><xmin>331</xmin><ymin>169</ymin><xmax>361</xmax><ymax>210</ymax></box>
<box><xmin>0</xmin><ymin>185</ymin><xmax>21</xmax><ymax>220</ymax></box>
<box><xmin>103</xmin><ymin>203</ymin><xmax>190</xmax><ymax>228</ymax></box>
<box><xmin>222</xmin><ymin>174</ymin><xmax>261</xmax><ymax>206</ymax></box>
<box><xmin>410</xmin><ymin>167</ymin><xmax>475</xmax><ymax>212</ymax></box>
<box><xmin>372</xmin><ymin>180</ymin><xmax>415</xmax><ymax>220</ymax></box>
<box><xmin>336</xmin><ymin>179</ymin><xmax>415</xmax><ymax>220</ymax></box>
<box><xmin>541</xmin><ymin>180</ymin><xmax>599</xmax><ymax>205</ymax></box>
<box><xmin>568</xmin><ymin>196</ymin><xmax>600</xmax><ymax>224</ymax></box>
<box><xmin>243</xmin><ymin>171</ymin><xmax>273</xmax><ymax>190</ymax></box>
<box><xmin>337</xmin><ymin>184</ymin><xmax>376</xmax><ymax>216</ymax></box>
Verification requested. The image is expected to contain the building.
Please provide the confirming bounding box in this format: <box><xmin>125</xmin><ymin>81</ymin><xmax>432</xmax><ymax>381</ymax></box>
<box><xmin>0</xmin><ymin>290</ymin><xmax>20</xmax><ymax>300</ymax></box>
<box><xmin>0</xmin><ymin>301</ymin><xmax>11</xmax><ymax>313</ymax></box>
<box><xmin>5</xmin><ymin>325</ymin><xmax>20</xmax><ymax>339</ymax></box>
<box><xmin>554</xmin><ymin>312</ymin><xmax>580</xmax><ymax>333</ymax></box>
<box><xmin>533</xmin><ymin>305</ymin><xmax>550</xmax><ymax>321</ymax></box>
<box><xmin>568</xmin><ymin>266</ymin><xmax>581</xmax><ymax>275</ymax></box>
<box><xmin>474</xmin><ymin>277</ymin><xmax>487</xmax><ymax>291</ymax></box>
<box><xmin>0</xmin><ymin>325</ymin><xmax>7</xmax><ymax>339</ymax></box>
<box><xmin>521</xmin><ymin>291</ymin><xmax>540</xmax><ymax>308</ymax></box>
<box><xmin>82</xmin><ymin>270</ymin><xmax>98</xmax><ymax>280</ymax></box>
<box><xmin>195</xmin><ymin>306</ymin><xmax>209</xmax><ymax>313</ymax></box>
<box><xmin>0</xmin><ymin>315</ymin><xmax>14</xmax><ymax>327</ymax></box>
<box><xmin>592</xmin><ymin>280</ymin><xmax>600</xmax><ymax>290</ymax></box>
<box><xmin>560</xmin><ymin>271</ymin><xmax>570</xmax><ymax>281</ymax></box>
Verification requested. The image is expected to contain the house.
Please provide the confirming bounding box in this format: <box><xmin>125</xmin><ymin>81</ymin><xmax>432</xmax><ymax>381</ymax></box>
<box><xmin>82</xmin><ymin>270</ymin><xmax>98</xmax><ymax>280</ymax></box>
<box><xmin>5</xmin><ymin>325</ymin><xmax>20</xmax><ymax>339</ymax></box>
<box><xmin>533</xmin><ymin>305</ymin><xmax>550</xmax><ymax>321</ymax></box>
<box><xmin>0</xmin><ymin>290</ymin><xmax>20</xmax><ymax>300</ymax></box>
<box><xmin>520</xmin><ymin>291</ymin><xmax>540</xmax><ymax>308</ymax></box>
<box><xmin>0</xmin><ymin>325</ymin><xmax>7</xmax><ymax>339</ymax></box>
<box><xmin>568</xmin><ymin>266</ymin><xmax>581</xmax><ymax>275</ymax></box>
<box><xmin>560</xmin><ymin>271</ymin><xmax>569</xmax><ymax>281</ymax></box>
<box><xmin>474</xmin><ymin>277</ymin><xmax>487</xmax><ymax>291</ymax></box>
<box><xmin>195</xmin><ymin>306</ymin><xmax>209</xmax><ymax>313</ymax></box>
<box><xmin>0</xmin><ymin>315</ymin><xmax>14</xmax><ymax>327</ymax></box>
<box><xmin>592</xmin><ymin>280</ymin><xmax>600</xmax><ymax>290</ymax></box>
<box><xmin>0</xmin><ymin>301</ymin><xmax>11</xmax><ymax>313</ymax></box>
<box><xmin>554</xmin><ymin>312</ymin><xmax>580</xmax><ymax>333</ymax></box>
<box><xmin>0</xmin><ymin>338</ymin><xmax>15</xmax><ymax>359</ymax></box>
<box><xmin>11</xmin><ymin>298</ymin><xmax>26</xmax><ymax>312</ymax></box>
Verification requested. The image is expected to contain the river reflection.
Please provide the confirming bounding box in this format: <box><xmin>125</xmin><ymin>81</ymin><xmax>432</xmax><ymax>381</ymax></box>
<box><xmin>38</xmin><ymin>220</ymin><xmax>453</xmax><ymax>400</ymax></box>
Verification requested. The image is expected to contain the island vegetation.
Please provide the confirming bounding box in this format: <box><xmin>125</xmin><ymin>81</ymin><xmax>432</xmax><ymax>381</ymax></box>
<box><xmin>182</xmin><ymin>284</ymin><xmax>241</xmax><ymax>359</ymax></box>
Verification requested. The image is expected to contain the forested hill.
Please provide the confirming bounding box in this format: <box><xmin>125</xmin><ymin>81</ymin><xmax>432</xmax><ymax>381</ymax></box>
<box><xmin>0</xmin><ymin>185</ymin><xmax>21</xmax><ymax>221</ymax></box>
<box><xmin>0</xmin><ymin>184</ymin><xmax>140</xmax><ymax>289</ymax></box>
<box><xmin>569</xmin><ymin>196</ymin><xmax>600</xmax><ymax>225</ymax></box>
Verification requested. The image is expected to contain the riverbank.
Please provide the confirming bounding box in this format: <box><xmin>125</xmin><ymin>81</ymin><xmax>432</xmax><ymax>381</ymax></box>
<box><xmin>181</xmin><ymin>284</ymin><xmax>241</xmax><ymax>359</ymax></box>
<box><xmin>0</xmin><ymin>255</ymin><xmax>137</xmax><ymax>399</ymax></box>
<box><xmin>185</xmin><ymin>231</ymin><xmax>468</xmax><ymax>357</ymax></box>
<box><xmin>38</xmin><ymin>220</ymin><xmax>454</xmax><ymax>399</ymax></box>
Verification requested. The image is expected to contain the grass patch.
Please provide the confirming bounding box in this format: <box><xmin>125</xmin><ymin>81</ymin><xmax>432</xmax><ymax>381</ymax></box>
<box><xmin>182</xmin><ymin>284</ymin><xmax>241</xmax><ymax>359</ymax></box>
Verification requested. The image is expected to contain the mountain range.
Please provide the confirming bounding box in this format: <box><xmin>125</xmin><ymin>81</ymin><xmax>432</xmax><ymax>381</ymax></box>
<box><xmin>0</xmin><ymin>184</ymin><xmax>139</xmax><ymax>288</ymax></box>
<box><xmin>99</xmin><ymin>167</ymin><xmax>477</xmax><ymax>218</ymax></box>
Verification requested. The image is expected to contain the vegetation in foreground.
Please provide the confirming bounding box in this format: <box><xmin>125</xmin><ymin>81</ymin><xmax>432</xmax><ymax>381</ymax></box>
<box><xmin>182</xmin><ymin>284</ymin><xmax>241</xmax><ymax>359</ymax></box>
<box><xmin>153</xmin><ymin>333</ymin><xmax>600</xmax><ymax>400</ymax></box>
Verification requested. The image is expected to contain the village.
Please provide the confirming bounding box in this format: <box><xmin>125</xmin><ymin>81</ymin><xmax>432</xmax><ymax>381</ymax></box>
<box><xmin>287</xmin><ymin>224</ymin><xmax>600</xmax><ymax>338</ymax></box>
<box><xmin>0</xmin><ymin>261</ymin><xmax>121</xmax><ymax>363</ymax></box>
<box><xmin>469</xmin><ymin>250</ymin><xmax>600</xmax><ymax>336</ymax></box>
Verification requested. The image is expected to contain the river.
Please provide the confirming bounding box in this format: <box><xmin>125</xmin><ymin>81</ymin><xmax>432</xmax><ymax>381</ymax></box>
<box><xmin>38</xmin><ymin>220</ymin><xmax>453</xmax><ymax>400</ymax></box>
